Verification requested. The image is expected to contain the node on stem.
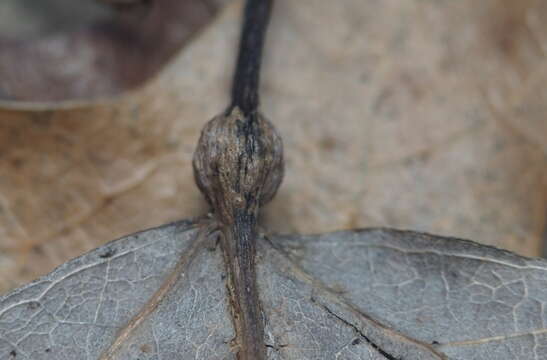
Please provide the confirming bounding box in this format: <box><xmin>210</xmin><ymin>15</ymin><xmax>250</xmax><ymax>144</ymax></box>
<box><xmin>192</xmin><ymin>107</ymin><xmax>284</xmax><ymax>224</ymax></box>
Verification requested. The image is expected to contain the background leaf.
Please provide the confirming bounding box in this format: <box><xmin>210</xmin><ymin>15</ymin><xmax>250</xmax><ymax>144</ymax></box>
<box><xmin>0</xmin><ymin>0</ymin><xmax>546</xmax><ymax>297</ymax></box>
<box><xmin>0</xmin><ymin>0</ymin><xmax>228</xmax><ymax>104</ymax></box>
<box><xmin>2</xmin><ymin>221</ymin><xmax>547</xmax><ymax>359</ymax></box>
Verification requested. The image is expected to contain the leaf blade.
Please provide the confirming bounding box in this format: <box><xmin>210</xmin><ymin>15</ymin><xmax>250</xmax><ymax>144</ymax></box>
<box><xmin>275</xmin><ymin>229</ymin><xmax>547</xmax><ymax>359</ymax></box>
<box><xmin>2</xmin><ymin>223</ymin><xmax>547</xmax><ymax>359</ymax></box>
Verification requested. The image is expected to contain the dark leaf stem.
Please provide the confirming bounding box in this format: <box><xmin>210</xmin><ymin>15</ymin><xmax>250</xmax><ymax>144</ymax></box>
<box><xmin>229</xmin><ymin>0</ymin><xmax>273</xmax><ymax>116</ymax></box>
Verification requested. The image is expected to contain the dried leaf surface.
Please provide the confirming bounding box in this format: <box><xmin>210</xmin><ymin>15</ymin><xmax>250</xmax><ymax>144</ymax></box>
<box><xmin>0</xmin><ymin>0</ymin><xmax>546</xmax><ymax>294</ymax></box>
<box><xmin>0</xmin><ymin>0</ymin><xmax>227</xmax><ymax>103</ymax></box>
<box><xmin>2</xmin><ymin>221</ymin><xmax>547</xmax><ymax>359</ymax></box>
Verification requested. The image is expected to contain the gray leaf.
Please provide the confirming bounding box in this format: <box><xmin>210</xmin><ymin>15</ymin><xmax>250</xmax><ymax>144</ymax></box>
<box><xmin>1</xmin><ymin>221</ymin><xmax>546</xmax><ymax>359</ymax></box>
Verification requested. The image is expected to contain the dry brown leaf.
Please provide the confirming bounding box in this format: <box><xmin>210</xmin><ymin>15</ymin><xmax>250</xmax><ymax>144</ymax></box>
<box><xmin>0</xmin><ymin>0</ymin><xmax>546</xmax><ymax>294</ymax></box>
<box><xmin>0</xmin><ymin>0</ymin><xmax>226</xmax><ymax>103</ymax></box>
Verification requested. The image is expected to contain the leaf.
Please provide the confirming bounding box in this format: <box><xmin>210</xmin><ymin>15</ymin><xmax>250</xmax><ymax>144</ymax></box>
<box><xmin>261</xmin><ymin>0</ymin><xmax>547</xmax><ymax>257</ymax></box>
<box><xmin>271</xmin><ymin>230</ymin><xmax>547</xmax><ymax>359</ymax></box>
<box><xmin>0</xmin><ymin>0</ymin><xmax>228</xmax><ymax>104</ymax></box>
<box><xmin>2</xmin><ymin>220</ymin><xmax>547</xmax><ymax>359</ymax></box>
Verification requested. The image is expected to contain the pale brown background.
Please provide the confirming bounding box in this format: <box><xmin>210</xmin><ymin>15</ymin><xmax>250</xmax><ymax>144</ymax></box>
<box><xmin>0</xmin><ymin>0</ymin><xmax>546</xmax><ymax>294</ymax></box>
